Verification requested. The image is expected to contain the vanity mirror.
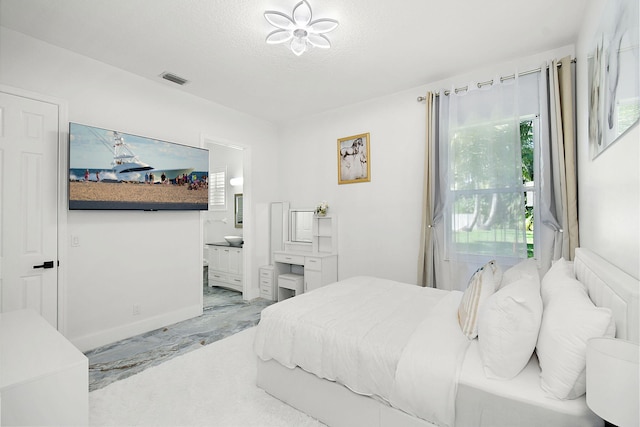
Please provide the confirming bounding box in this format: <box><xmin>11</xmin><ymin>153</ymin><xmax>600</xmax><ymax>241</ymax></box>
<box><xmin>234</xmin><ymin>193</ymin><xmax>243</xmax><ymax>228</ymax></box>
<box><xmin>290</xmin><ymin>210</ymin><xmax>314</xmax><ymax>243</ymax></box>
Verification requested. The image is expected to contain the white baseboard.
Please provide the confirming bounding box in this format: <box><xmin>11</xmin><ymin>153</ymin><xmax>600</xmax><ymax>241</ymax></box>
<box><xmin>71</xmin><ymin>304</ymin><xmax>203</xmax><ymax>352</ymax></box>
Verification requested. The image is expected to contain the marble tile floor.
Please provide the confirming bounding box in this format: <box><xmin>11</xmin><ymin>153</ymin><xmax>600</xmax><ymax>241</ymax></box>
<box><xmin>85</xmin><ymin>285</ymin><xmax>273</xmax><ymax>391</ymax></box>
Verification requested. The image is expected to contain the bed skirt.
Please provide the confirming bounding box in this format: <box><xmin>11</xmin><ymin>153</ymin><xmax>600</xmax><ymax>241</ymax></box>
<box><xmin>257</xmin><ymin>358</ymin><xmax>436</xmax><ymax>427</ymax></box>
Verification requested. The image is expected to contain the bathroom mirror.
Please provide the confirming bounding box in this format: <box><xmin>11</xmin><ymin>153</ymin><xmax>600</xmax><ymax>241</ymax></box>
<box><xmin>234</xmin><ymin>193</ymin><xmax>243</xmax><ymax>228</ymax></box>
<box><xmin>290</xmin><ymin>210</ymin><xmax>313</xmax><ymax>243</ymax></box>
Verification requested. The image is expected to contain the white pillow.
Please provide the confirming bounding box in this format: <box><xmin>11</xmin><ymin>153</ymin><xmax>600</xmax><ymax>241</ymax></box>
<box><xmin>536</xmin><ymin>259</ymin><xmax>615</xmax><ymax>399</ymax></box>
<box><xmin>540</xmin><ymin>258</ymin><xmax>579</xmax><ymax>304</ymax></box>
<box><xmin>478</xmin><ymin>274</ymin><xmax>543</xmax><ymax>379</ymax></box>
<box><xmin>500</xmin><ymin>258</ymin><xmax>540</xmax><ymax>289</ymax></box>
<box><xmin>458</xmin><ymin>260</ymin><xmax>502</xmax><ymax>339</ymax></box>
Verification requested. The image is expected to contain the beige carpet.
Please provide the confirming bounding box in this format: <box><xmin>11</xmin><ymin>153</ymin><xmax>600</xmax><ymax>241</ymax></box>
<box><xmin>90</xmin><ymin>327</ymin><xmax>323</xmax><ymax>426</ymax></box>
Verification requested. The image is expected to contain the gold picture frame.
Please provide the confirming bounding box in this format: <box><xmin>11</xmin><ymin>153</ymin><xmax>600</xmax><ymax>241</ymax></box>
<box><xmin>337</xmin><ymin>132</ymin><xmax>370</xmax><ymax>184</ymax></box>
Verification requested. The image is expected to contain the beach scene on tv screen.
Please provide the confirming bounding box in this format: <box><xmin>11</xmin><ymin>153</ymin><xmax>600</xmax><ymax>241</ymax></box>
<box><xmin>69</xmin><ymin>123</ymin><xmax>209</xmax><ymax>210</ymax></box>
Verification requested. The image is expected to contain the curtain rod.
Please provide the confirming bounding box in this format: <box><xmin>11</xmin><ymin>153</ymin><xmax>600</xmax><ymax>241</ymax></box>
<box><xmin>416</xmin><ymin>59</ymin><xmax>575</xmax><ymax>102</ymax></box>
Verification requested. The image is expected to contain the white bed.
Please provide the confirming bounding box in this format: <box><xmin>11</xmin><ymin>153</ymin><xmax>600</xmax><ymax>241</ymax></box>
<box><xmin>254</xmin><ymin>248</ymin><xmax>639</xmax><ymax>427</ymax></box>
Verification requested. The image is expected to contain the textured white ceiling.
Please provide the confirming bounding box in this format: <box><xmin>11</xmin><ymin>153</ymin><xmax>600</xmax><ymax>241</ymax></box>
<box><xmin>0</xmin><ymin>0</ymin><xmax>588</xmax><ymax>125</ymax></box>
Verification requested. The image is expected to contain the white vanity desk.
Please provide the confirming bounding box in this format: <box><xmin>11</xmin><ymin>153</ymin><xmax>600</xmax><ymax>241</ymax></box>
<box><xmin>273</xmin><ymin>250</ymin><xmax>338</xmax><ymax>299</ymax></box>
<box><xmin>262</xmin><ymin>211</ymin><xmax>338</xmax><ymax>301</ymax></box>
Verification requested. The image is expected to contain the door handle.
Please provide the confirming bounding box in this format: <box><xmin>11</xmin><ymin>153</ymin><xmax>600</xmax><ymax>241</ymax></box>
<box><xmin>33</xmin><ymin>261</ymin><xmax>55</xmax><ymax>269</ymax></box>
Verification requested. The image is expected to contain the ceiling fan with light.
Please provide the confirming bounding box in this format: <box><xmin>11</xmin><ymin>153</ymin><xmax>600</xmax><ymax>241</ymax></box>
<box><xmin>264</xmin><ymin>0</ymin><xmax>339</xmax><ymax>56</ymax></box>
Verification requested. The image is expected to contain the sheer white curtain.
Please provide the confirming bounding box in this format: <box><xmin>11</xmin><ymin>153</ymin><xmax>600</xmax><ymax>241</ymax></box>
<box><xmin>421</xmin><ymin>60</ymin><xmax>578</xmax><ymax>290</ymax></box>
<box><xmin>431</xmin><ymin>73</ymin><xmax>541</xmax><ymax>291</ymax></box>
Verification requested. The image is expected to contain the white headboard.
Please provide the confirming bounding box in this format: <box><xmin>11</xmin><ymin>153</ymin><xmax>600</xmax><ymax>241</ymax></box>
<box><xmin>574</xmin><ymin>248</ymin><xmax>640</xmax><ymax>344</ymax></box>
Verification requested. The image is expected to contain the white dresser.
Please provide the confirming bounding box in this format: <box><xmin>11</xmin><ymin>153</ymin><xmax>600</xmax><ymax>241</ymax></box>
<box><xmin>0</xmin><ymin>309</ymin><xmax>88</xmax><ymax>426</ymax></box>
<box><xmin>206</xmin><ymin>243</ymin><xmax>243</xmax><ymax>292</ymax></box>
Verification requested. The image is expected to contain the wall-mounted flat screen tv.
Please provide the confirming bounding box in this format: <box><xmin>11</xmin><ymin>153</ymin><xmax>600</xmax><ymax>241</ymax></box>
<box><xmin>69</xmin><ymin>122</ymin><xmax>209</xmax><ymax>211</ymax></box>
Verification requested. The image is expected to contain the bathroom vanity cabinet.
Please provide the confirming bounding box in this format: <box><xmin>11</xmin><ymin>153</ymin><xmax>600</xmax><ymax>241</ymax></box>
<box><xmin>206</xmin><ymin>243</ymin><xmax>243</xmax><ymax>292</ymax></box>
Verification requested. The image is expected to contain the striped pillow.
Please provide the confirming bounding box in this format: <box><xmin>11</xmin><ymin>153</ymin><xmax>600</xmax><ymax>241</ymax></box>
<box><xmin>458</xmin><ymin>260</ymin><xmax>502</xmax><ymax>339</ymax></box>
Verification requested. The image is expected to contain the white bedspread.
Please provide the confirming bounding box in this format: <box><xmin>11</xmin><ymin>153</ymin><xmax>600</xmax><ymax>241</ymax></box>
<box><xmin>390</xmin><ymin>288</ymin><xmax>469</xmax><ymax>426</ymax></box>
<box><xmin>254</xmin><ymin>276</ymin><xmax>469</xmax><ymax>426</ymax></box>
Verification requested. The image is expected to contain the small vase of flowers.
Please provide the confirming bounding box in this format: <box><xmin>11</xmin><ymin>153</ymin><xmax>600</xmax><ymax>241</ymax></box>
<box><xmin>315</xmin><ymin>201</ymin><xmax>329</xmax><ymax>217</ymax></box>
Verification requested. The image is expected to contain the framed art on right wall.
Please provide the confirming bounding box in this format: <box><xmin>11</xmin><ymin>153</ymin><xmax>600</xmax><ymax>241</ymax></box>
<box><xmin>588</xmin><ymin>0</ymin><xmax>639</xmax><ymax>159</ymax></box>
<box><xmin>337</xmin><ymin>132</ymin><xmax>370</xmax><ymax>184</ymax></box>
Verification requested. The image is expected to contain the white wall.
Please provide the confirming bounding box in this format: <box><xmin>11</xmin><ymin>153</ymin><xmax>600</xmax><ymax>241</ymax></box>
<box><xmin>278</xmin><ymin>93</ymin><xmax>425</xmax><ymax>284</ymax></box>
<box><xmin>0</xmin><ymin>27</ymin><xmax>280</xmax><ymax>350</ymax></box>
<box><xmin>277</xmin><ymin>46</ymin><xmax>575</xmax><ymax>285</ymax></box>
<box><xmin>576</xmin><ymin>0</ymin><xmax>640</xmax><ymax>279</ymax></box>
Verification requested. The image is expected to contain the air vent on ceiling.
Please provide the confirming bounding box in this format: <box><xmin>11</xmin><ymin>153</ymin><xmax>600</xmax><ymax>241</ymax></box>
<box><xmin>160</xmin><ymin>72</ymin><xmax>189</xmax><ymax>86</ymax></box>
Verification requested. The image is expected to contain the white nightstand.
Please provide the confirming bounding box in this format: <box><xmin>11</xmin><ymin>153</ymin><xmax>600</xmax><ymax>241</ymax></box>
<box><xmin>586</xmin><ymin>337</ymin><xmax>639</xmax><ymax>427</ymax></box>
<box><xmin>1</xmin><ymin>309</ymin><xmax>88</xmax><ymax>426</ymax></box>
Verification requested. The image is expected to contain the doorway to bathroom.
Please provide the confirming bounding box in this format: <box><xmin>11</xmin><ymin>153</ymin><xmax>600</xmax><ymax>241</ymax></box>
<box><xmin>202</xmin><ymin>140</ymin><xmax>245</xmax><ymax>306</ymax></box>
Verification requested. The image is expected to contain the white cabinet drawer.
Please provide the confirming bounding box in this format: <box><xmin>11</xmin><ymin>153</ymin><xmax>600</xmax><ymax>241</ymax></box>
<box><xmin>304</xmin><ymin>256</ymin><xmax>322</xmax><ymax>271</ymax></box>
<box><xmin>209</xmin><ymin>272</ymin><xmax>228</xmax><ymax>283</ymax></box>
<box><xmin>260</xmin><ymin>281</ymin><xmax>272</xmax><ymax>291</ymax></box>
<box><xmin>260</xmin><ymin>282</ymin><xmax>273</xmax><ymax>295</ymax></box>
<box><xmin>274</xmin><ymin>253</ymin><xmax>305</xmax><ymax>265</ymax></box>
<box><xmin>260</xmin><ymin>278</ymin><xmax>272</xmax><ymax>287</ymax></box>
<box><xmin>228</xmin><ymin>275</ymin><xmax>243</xmax><ymax>286</ymax></box>
<box><xmin>260</xmin><ymin>269</ymin><xmax>273</xmax><ymax>279</ymax></box>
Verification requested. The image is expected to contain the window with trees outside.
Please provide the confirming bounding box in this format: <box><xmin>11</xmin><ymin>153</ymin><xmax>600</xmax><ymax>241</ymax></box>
<box><xmin>446</xmin><ymin>117</ymin><xmax>537</xmax><ymax>260</ymax></box>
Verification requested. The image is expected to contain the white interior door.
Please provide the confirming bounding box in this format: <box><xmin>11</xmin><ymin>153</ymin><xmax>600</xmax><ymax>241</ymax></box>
<box><xmin>0</xmin><ymin>91</ymin><xmax>59</xmax><ymax>328</ymax></box>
